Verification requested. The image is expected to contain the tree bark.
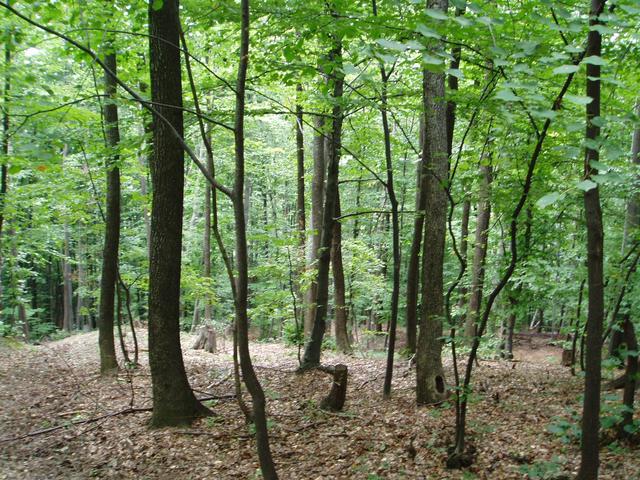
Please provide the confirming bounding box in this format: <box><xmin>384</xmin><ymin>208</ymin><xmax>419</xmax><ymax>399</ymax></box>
<box><xmin>416</xmin><ymin>0</ymin><xmax>449</xmax><ymax>406</ymax></box>
<box><xmin>231</xmin><ymin>0</ymin><xmax>278</xmax><ymax>476</ymax></box>
<box><xmin>295</xmin><ymin>84</ymin><xmax>306</xmax><ymax>321</ymax></box>
<box><xmin>405</xmin><ymin>119</ymin><xmax>426</xmax><ymax>356</ymax></box>
<box><xmin>331</xmin><ymin>191</ymin><xmax>350</xmax><ymax>353</ymax></box>
<box><xmin>465</xmin><ymin>142</ymin><xmax>493</xmax><ymax>339</ymax></box>
<box><xmin>62</xmin><ymin>226</ymin><xmax>73</xmax><ymax>332</ymax></box>
<box><xmin>577</xmin><ymin>1</ymin><xmax>606</xmax><ymax>477</ymax></box>
<box><xmin>0</xmin><ymin>4</ymin><xmax>11</xmax><ymax>316</ymax></box>
<box><xmin>465</xmin><ymin>156</ymin><xmax>492</xmax><ymax>339</ymax></box>
<box><xmin>98</xmin><ymin>50</ymin><xmax>120</xmax><ymax>373</ymax></box>
<box><xmin>301</xmin><ymin>24</ymin><xmax>344</xmax><ymax>369</ymax></box>
<box><xmin>147</xmin><ymin>0</ymin><xmax>210</xmax><ymax>426</ymax></box>
<box><xmin>304</xmin><ymin>115</ymin><xmax>326</xmax><ymax>336</ymax></box>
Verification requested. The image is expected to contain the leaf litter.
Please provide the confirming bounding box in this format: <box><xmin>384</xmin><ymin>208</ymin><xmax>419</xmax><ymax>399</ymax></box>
<box><xmin>0</xmin><ymin>332</ymin><xmax>638</xmax><ymax>479</ymax></box>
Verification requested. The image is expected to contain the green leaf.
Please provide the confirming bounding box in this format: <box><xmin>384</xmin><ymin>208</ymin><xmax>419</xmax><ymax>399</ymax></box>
<box><xmin>8</xmin><ymin>165</ymin><xmax>22</xmax><ymax>175</ymax></box>
<box><xmin>446</xmin><ymin>68</ymin><xmax>464</xmax><ymax>79</ymax></box>
<box><xmin>151</xmin><ymin>0</ymin><xmax>164</xmax><ymax>10</ymax></box>
<box><xmin>376</xmin><ymin>39</ymin><xmax>407</xmax><ymax>51</ymax></box>
<box><xmin>565</xmin><ymin>94</ymin><xmax>593</xmax><ymax>105</ymax></box>
<box><xmin>589</xmin><ymin>160</ymin><xmax>609</xmax><ymax>171</ymax></box>
<box><xmin>582</xmin><ymin>55</ymin><xmax>607</xmax><ymax>66</ymax></box>
<box><xmin>576</xmin><ymin>179</ymin><xmax>598</xmax><ymax>192</ymax></box>
<box><xmin>531</xmin><ymin>109</ymin><xmax>557</xmax><ymax>120</ymax></box>
<box><xmin>553</xmin><ymin>64</ymin><xmax>579</xmax><ymax>75</ymax></box>
<box><xmin>421</xmin><ymin>53</ymin><xmax>443</xmax><ymax>65</ymax></box>
<box><xmin>415</xmin><ymin>24</ymin><xmax>441</xmax><ymax>39</ymax></box>
<box><xmin>494</xmin><ymin>89</ymin><xmax>521</xmax><ymax>102</ymax></box>
<box><xmin>425</xmin><ymin>8</ymin><xmax>448</xmax><ymax>20</ymax></box>
<box><xmin>537</xmin><ymin>192</ymin><xmax>562</xmax><ymax>209</ymax></box>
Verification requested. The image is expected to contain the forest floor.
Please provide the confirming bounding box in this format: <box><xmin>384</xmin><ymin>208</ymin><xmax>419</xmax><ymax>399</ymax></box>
<box><xmin>1</xmin><ymin>330</ymin><xmax>639</xmax><ymax>480</ymax></box>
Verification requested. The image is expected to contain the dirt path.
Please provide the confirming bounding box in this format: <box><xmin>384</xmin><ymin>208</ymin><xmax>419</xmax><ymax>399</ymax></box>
<box><xmin>0</xmin><ymin>332</ymin><xmax>637</xmax><ymax>479</ymax></box>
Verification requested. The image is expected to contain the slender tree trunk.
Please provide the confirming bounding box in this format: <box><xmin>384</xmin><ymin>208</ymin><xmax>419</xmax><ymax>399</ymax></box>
<box><xmin>372</xmin><ymin>10</ymin><xmax>402</xmax><ymax>395</ymax></box>
<box><xmin>577</xmin><ymin>1</ymin><xmax>605</xmax><ymax>477</ymax></box>
<box><xmin>231</xmin><ymin>0</ymin><xmax>278</xmax><ymax>476</ymax></box>
<box><xmin>0</xmin><ymin>2</ymin><xmax>12</xmax><ymax>314</ymax></box>
<box><xmin>147</xmin><ymin>0</ymin><xmax>210</xmax><ymax>426</ymax></box>
<box><xmin>76</xmin><ymin>236</ymin><xmax>88</xmax><ymax>330</ymax></box>
<box><xmin>332</xmin><ymin>191</ymin><xmax>350</xmax><ymax>353</ymax></box>
<box><xmin>456</xmin><ymin>200</ymin><xmax>471</xmax><ymax>313</ymax></box>
<box><xmin>416</xmin><ymin>0</ymin><xmax>449</xmax><ymax>405</ymax></box>
<box><xmin>405</xmin><ymin>119</ymin><xmax>426</xmax><ymax>356</ymax></box>
<box><xmin>295</xmin><ymin>84</ymin><xmax>306</xmax><ymax>305</ymax></box>
<box><xmin>62</xmin><ymin>226</ymin><xmax>73</xmax><ymax>332</ymax></box>
<box><xmin>203</xmin><ymin>128</ymin><xmax>214</xmax><ymax>326</ymax></box>
<box><xmin>301</xmin><ymin>21</ymin><xmax>344</xmax><ymax>369</ymax></box>
<box><xmin>304</xmin><ymin>115</ymin><xmax>326</xmax><ymax>336</ymax></box>
<box><xmin>98</xmin><ymin>50</ymin><xmax>120</xmax><ymax>373</ymax></box>
<box><xmin>465</xmin><ymin>159</ymin><xmax>493</xmax><ymax>339</ymax></box>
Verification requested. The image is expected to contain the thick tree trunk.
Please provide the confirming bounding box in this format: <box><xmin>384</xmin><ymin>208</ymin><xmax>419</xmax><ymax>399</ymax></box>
<box><xmin>319</xmin><ymin>364</ymin><xmax>348</xmax><ymax>411</ymax></box>
<box><xmin>416</xmin><ymin>0</ymin><xmax>449</xmax><ymax>406</ymax></box>
<box><xmin>147</xmin><ymin>0</ymin><xmax>210</xmax><ymax>426</ymax></box>
<box><xmin>301</xmin><ymin>30</ymin><xmax>344</xmax><ymax>369</ymax></box>
<box><xmin>304</xmin><ymin>115</ymin><xmax>326</xmax><ymax>336</ymax></box>
<box><xmin>577</xmin><ymin>1</ymin><xmax>605</xmax><ymax>478</ymax></box>
<box><xmin>331</xmin><ymin>191</ymin><xmax>350</xmax><ymax>353</ymax></box>
<box><xmin>465</xmin><ymin>161</ymin><xmax>492</xmax><ymax>339</ymax></box>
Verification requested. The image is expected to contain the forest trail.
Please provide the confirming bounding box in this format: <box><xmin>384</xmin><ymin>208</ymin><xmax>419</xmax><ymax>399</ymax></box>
<box><xmin>0</xmin><ymin>332</ymin><xmax>637</xmax><ymax>480</ymax></box>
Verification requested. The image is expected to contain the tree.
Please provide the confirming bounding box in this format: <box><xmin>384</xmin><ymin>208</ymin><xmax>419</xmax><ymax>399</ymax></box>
<box><xmin>415</xmin><ymin>0</ymin><xmax>449</xmax><ymax>406</ymax></box>
<box><xmin>97</xmin><ymin>47</ymin><xmax>120</xmax><ymax>374</ymax></box>
<box><xmin>301</xmin><ymin>12</ymin><xmax>344</xmax><ymax>369</ymax></box>
<box><xmin>577</xmin><ymin>0</ymin><xmax>606</xmax><ymax>477</ymax></box>
<box><xmin>147</xmin><ymin>0</ymin><xmax>210</xmax><ymax>427</ymax></box>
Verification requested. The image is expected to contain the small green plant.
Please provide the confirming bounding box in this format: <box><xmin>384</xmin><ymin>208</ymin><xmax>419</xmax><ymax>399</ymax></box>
<box><xmin>283</xmin><ymin>320</ymin><xmax>303</xmax><ymax>347</ymax></box>
<box><xmin>205</xmin><ymin>416</ymin><xmax>220</xmax><ymax>428</ymax></box>
<box><xmin>518</xmin><ymin>456</ymin><xmax>566</xmax><ymax>479</ymax></box>
<box><xmin>548</xmin><ymin>416</ymin><xmax>581</xmax><ymax>444</ymax></box>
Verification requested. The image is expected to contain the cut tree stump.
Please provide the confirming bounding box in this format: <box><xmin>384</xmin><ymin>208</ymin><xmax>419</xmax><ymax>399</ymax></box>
<box><xmin>319</xmin><ymin>364</ymin><xmax>348</xmax><ymax>411</ymax></box>
<box><xmin>192</xmin><ymin>326</ymin><xmax>217</xmax><ymax>354</ymax></box>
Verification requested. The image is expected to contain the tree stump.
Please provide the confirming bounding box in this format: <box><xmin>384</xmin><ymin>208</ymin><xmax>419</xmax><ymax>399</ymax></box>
<box><xmin>319</xmin><ymin>364</ymin><xmax>348</xmax><ymax>411</ymax></box>
<box><xmin>192</xmin><ymin>326</ymin><xmax>217</xmax><ymax>354</ymax></box>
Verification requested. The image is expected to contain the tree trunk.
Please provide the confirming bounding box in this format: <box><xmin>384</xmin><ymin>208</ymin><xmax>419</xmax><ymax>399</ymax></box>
<box><xmin>295</xmin><ymin>85</ymin><xmax>306</xmax><ymax>322</ymax></box>
<box><xmin>231</xmin><ymin>1</ymin><xmax>278</xmax><ymax>476</ymax></box>
<box><xmin>405</xmin><ymin>119</ymin><xmax>426</xmax><ymax>356</ymax></box>
<box><xmin>98</xmin><ymin>50</ymin><xmax>120</xmax><ymax>373</ymax></box>
<box><xmin>76</xmin><ymin>236</ymin><xmax>88</xmax><ymax>330</ymax></box>
<box><xmin>0</xmin><ymin>0</ymin><xmax>11</xmax><ymax>315</ymax></box>
<box><xmin>301</xmin><ymin>27</ymin><xmax>344</xmax><ymax>369</ymax></box>
<box><xmin>577</xmin><ymin>1</ymin><xmax>605</xmax><ymax>477</ymax></box>
<box><xmin>62</xmin><ymin>226</ymin><xmax>73</xmax><ymax>332</ymax></box>
<box><xmin>147</xmin><ymin>0</ymin><xmax>210</xmax><ymax>426</ymax></box>
<box><xmin>456</xmin><ymin>200</ymin><xmax>471</xmax><ymax>315</ymax></box>
<box><xmin>200</xmin><ymin>127</ymin><xmax>214</xmax><ymax>330</ymax></box>
<box><xmin>304</xmin><ymin>115</ymin><xmax>326</xmax><ymax>336</ymax></box>
<box><xmin>416</xmin><ymin>0</ymin><xmax>449</xmax><ymax>406</ymax></box>
<box><xmin>331</xmin><ymin>191</ymin><xmax>350</xmax><ymax>353</ymax></box>
<box><xmin>319</xmin><ymin>364</ymin><xmax>348</xmax><ymax>411</ymax></box>
<box><xmin>465</xmin><ymin>159</ymin><xmax>492</xmax><ymax>339</ymax></box>
<box><xmin>372</xmin><ymin>24</ymin><xmax>402</xmax><ymax>396</ymax></box>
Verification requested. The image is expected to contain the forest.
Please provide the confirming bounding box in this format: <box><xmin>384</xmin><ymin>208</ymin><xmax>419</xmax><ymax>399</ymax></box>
<box><xmin>0</xmin><ymin>0</ymin><xmax>639</xmax><ymax>478</ymax></box>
